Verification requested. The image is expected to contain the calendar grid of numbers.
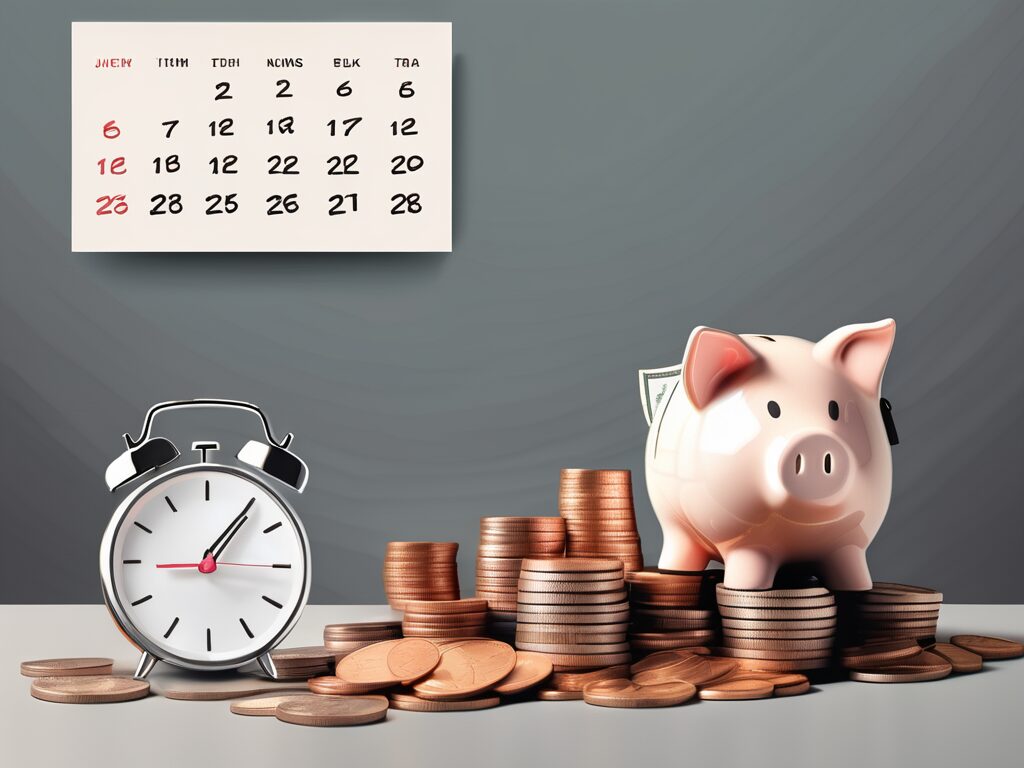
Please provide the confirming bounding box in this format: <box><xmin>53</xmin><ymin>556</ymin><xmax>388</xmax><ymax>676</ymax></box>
<box><xmin>72</xmin><ymin>22</ymin><xmax>452</xmax><ymax>252</ymax></box>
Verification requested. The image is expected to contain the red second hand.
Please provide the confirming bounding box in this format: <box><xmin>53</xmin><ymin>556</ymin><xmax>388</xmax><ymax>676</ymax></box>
<box><xmin>155</xmin><ymin>562</ymin><xmax>277</xmax><ymax>569</ymax></box>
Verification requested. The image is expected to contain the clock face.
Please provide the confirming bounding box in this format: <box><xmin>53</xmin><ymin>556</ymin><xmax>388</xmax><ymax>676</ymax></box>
<box><xmin>103</xmin><ymin>465</ymin><xmax>309</xmax><ymax>667</ymax></box>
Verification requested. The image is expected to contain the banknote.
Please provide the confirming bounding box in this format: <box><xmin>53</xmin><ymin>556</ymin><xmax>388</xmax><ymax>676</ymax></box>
<box><xmin>638</xmin><ymin>365</ymin><xmax>682</xmax><ymax>425</ymax></box>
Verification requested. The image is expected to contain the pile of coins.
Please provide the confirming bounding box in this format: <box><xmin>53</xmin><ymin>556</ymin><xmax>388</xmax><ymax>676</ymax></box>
<box><xmin>627</xmin><ymin>570</ymin><xmax>719</xmax><ymax>655</ymax></box>
<box><xmin>558</xmin><ymin>469</ymin><xmax>644</xmax><ymax>573</ymax></box>
<box><xmin>323</xmin><ymin>621</ymin><xmax>403</xmax><ymax>657</ymax></box>
<box><xmin>716</xmin><ymin>584</ymin><xmax>837</xmax><ymax>671</ymax></box>
<box><xmin>515</xmin><ymin>558</ymin><xmax>632</xmax><ymax>671</ymax></box>
<box><xmin>402</xmin><ymin>598</ymin><xmax>488</xmax><ymax>639</ymax></box>
<box><xmin>382</xmin><ymin>541</ymin><xmax>460</xmax><ymax>610</ymax></box>
<box><xmin>474</xmin><ymin>516</ymin><xmax>565</xmax><ymax>642</ymax></box>
<box><xmin>851</xmin><ymin>582</ymin><xmax>942</xmax><ymax>644</ymax></box>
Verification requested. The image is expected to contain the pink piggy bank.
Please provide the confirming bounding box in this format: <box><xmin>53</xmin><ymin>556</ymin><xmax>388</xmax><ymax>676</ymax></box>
<box><xmin>641</xmin><ymin>320</ymin><xmax>897</xmax><ymax>591</ymax></box>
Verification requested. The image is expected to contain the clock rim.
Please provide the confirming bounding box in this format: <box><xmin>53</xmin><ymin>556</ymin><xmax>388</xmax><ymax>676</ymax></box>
<box><xmin>99</xmin><ymin>462</ymin><xmax>312</xmax><ymax>672</ymax></box>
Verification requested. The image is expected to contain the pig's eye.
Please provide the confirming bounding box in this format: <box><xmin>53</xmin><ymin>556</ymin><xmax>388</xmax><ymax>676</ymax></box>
<box><xmin>767</xmin><ymin>401</ymin><xmax>781</xmax><ymax>418</ymax></box>
<box><xmin>828</xmin><ymin>400</ymin><xmax>840</xmax><ymax>421</ymax></box>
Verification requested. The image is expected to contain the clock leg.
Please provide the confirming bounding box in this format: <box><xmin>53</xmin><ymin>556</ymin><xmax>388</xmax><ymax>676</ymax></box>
<box><xmin>256</xmin><ymin>652</ymin><xmax>279</xmax><ymax>680</ymax></box>
<box><xmin>133</xmin><ymin>650</ymin><xmax>158</xmax><ymax>680</ymax></box>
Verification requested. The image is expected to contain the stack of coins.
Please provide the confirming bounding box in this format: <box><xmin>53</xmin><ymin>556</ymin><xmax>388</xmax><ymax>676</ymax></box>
<box><xmin>852</xmin><ymin>583</ymin><xmax>942</xmax><ymax>644</ymax></box>
<box><xmin>323</xmin><ymin>621</ymin><xmax>403</xmax><ymax>657</ymax></box>
<box><xmin>716</xmin><ymin>584</ymin><xmax>837</xmax><ymax>671</ymax></box>
<box><xmin>382</xmin><ymin>542</ymin><xmax>460</xmax><ymax>610</ymax></box>
<box><xmin>402</xmin><ymin>599</ymin><xmax>488</xmax><ymax>639</ymax></box>
<box><xmin>269</xmin><ymin>646</ymin><xmax>338</xmax><ymax>680</ymax></box>
<box><xmin>627</xmin><ymin>570</ymin><xmax>719</xmax><ymax>655</ymax></box>
<box><xmin>515</xmin><ymin>558</ymin><xmax>632</xmax><ymax>671</ymax></box>
<box><xmin>558</xmin><ymin>469</ymin><xmax>643</xmax><ymax>573</ymax></box>
<box><xmin>475</xmin><ymin>516</ymin><xmax>566</xmax><ymax>642</ymax></box>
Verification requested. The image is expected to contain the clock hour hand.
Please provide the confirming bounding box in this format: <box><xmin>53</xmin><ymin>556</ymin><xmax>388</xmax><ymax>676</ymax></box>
<box><xmin>204</xmin><ymin>497</ymin><xmax>255</xmax><ymax>560</ymax></box>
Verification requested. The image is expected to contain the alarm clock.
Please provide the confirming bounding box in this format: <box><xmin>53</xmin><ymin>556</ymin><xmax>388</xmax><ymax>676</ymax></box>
<box><xmin>99</xmin><ymin>399</ymin><xmax>311</xmax><ymax>681</ymax></box>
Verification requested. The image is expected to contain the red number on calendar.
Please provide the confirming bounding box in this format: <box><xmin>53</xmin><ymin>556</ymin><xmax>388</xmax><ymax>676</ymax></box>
<box><xmin>95</xmin><ymin>194</ymin><xmax>128</xmax><ymax>216</ymax></box>
<box><xmin>102</xmin><ymin>120</ymin><xmax>121</xmax><ymax>139</ymax></box>
<box><xmin>97</xmin><ymin>157</ymin><xmax>126</xmax><ymax>175</ymax></box>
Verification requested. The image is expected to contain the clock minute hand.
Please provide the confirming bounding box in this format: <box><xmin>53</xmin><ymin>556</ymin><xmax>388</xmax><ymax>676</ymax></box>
<box><xmin>210</xmin><ymin>514</ymin><xmax>249</xmax><ymax>562</ymax></box>
<box><xmin>204</xmin><ymin>497</ymin><xmax>255</xmax><ymax>559</ymax></box>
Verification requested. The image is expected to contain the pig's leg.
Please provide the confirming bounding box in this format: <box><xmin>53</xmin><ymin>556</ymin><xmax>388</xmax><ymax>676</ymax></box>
<box><xmin>820</xmin><ymin>545</ymin><xmax>872</xmax><ymax>591</ymax></box>
<box><xmin>658</xmin><ymin>528</ymin><xmax>711</xmax><ymax>572</ymax></box>
<box><xmin>722</xmin><ymin>548</ymin><xmax>778</xmax><ymax>589</ymax></box>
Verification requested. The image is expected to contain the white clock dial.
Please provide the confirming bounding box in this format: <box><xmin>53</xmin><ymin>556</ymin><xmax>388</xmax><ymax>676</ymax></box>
<box><xmin>105</xmin><ymin>466</ymin><xmax>308</xmax><ymax>666</ymax></box>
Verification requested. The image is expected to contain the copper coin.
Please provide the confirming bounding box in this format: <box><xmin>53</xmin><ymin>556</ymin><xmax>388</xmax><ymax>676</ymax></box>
<box><xmin>230</xmin><ymin>693</ymin><xmax>321</xmax><ymax>716</ymax></box>
<box><xmin>931</xmin><ymin>642</ymin><xmax>984</xmax><ymax>672</ymax></box>
<box><xmin>307</xmin><ymin>676</ymin><xmax>388</xmax><ymax>695</ymax></box>
<box><xmin>275</xmin><ymin>695</ymin><xmax>389</xmax><ymax>726</ymax></box>
<box><xmin>271</xmin><ymin>646</ymin><xmax>335</xmax><ymax>664</ymax></box>
<box><xmin>861</xmin><ymin>583</ymin><xmax>943</xmax><ymax>604</ymax></box>
<box><xmin>725</xmin><ymin>637</ymin><xmax>834</xmax><ymax>652</ymax></box>
<box><xmin>517</xmin><ymin>591</ymin><xmax>628</xmax><ymax>606</ymax></box>
<box><xmin>402</xmin><ymin>599</ymin><xmax>488</xmax><ymax>614</ymax></box>
<box><xmin>403</xmin><ymin>611</ymin><xmax>489</xmax><ymax>625</ymax></box>
<box><xmin>517</xmin><ymin>622</ymin><xmax>630</xmax><ymax>634</ymax></box>
<box><xmin>840</xmin><ymin>640</ymin><xmax>922</xmax><ymax>668</ymax></box>
<box><xmin>517</xmin><ymin>632</ymin><xmax>627</xmax><ymax>645</ymax></box>
<box><xmin>716</xmin><ymin>585</ymin><xmax>830</xmax><ymax>599</ymax></box>
<box><xmin>521</xmin><ymin>558</ymin><xmax>624</xmax><ymax>573</ymax></box>
<box><xmin>582</xmin><ymin>678</ymin><xmax>696</xmax><ymax>708</ymax></box>
<box><xmin>633</xmin><ymin>618</ymin><xmax>713</xmax><ymax>631</ymax></box>
<box><xmin>551</xmin><ymin>664</ymin><xmax>631</xmax><ymax>692</ymax></box>
<box><xmin>950</xmin><ymin>634</ymin><xmax>1024</xmax><ymax>660</ymax></box>
<box><xmin>545</xmin><ymin>652</ymin><xmax>633</xmax><ymax>668</ymax></box>
<box><xmin>20</xmin><ymin>658</ymin><xmax>114</xmax><ymax>678</ymax></box>
<box><xmin>720</xmin><ymin>617</ymin><xmax>837</xmax><ymax>631</ymax></box>
<box><xmin>518</xmin><ymin>611</ymin><xmax>632</xmax><ymax>626</ymax></box>
<box><xmin>335</xmin><ymin>638</ymin><xmax>440</xmax><ymax>686</ymax></box>
<box><xmin>402</xmin><ymin>628</ymin><xmax>487</xmax><ymax>640</ymax></box>
<box><xmin>386</xmin><ymin>541</ymin><xmax>458</xmax><ymax>550</ymax></box>
<box><xmin>412</xmin><ymin>639</ymin><xmax>517</xmax><ymax>700</ymax></box>
<box><xmin>699</xmin><ymin>679</ymin><xmax>774</xmax><ymax>701</ymax></box>
<box><xmin>715</xmin><ymin>647</ymin><xmax>832</xmax><ymax>661</ymax></box>
<box><xmin>518</xmin><ymin>580</ymin><xmax>624</xmax><ymax>593</ymax></box>
<box><xmin>537</xmin><ymin>688</ymin><xmax>584</xmax><ymax>700</ymax></box>
<box><xmin>560</xmin><ymin>467</ymin><xmax>632</xmax><ymax>479</ymax></box>
<box><xmin>520</xmin><ymin>570</ymin><xmax>624</xmax><ymax>583</ymax></box>
<box><xmin>722</xmin><ymin>628</ymin><xmax>835</xmax><ymax>641</ymax></box>
<box><xmin>733</xmin><ymin>657</ymin><xmax>831</xmax><ymax>672</ymax></box>
<box><xmin>389</xmin><ymin>691</ymin><xmax>500</xmax><ymax>712</ymax></box>
<box><xmin>30</xmin><ymin>675</ymin><xmax>149</xmax><ymax>704</ymax></box>
<box><xmin>774</xmin><ymin>680</ymin><xmax>811</xmax><ymax>696</ymax></box>
<box><xmin>491</xmin><ymin>651</ymin><xmax>553</xmax><ymax>695</ymax></box>
<box><xmin>629</xmin><ymin>650</ymin><xmax>701</xmax><ymax>675</ymax></box>
<box><xmin>517</xmin><ymin>641</ymin><xmax>630</xmax><ymax>654</ymax></box>
<box><xmin>858</xmin><ymin>602</ymin><xmax>941</xmax><ymax>613</ymax></box>
<box><xmin>630</xmin><ymin>630</ymin><xmax>717</xmax><ymax>643</ymax></box>
<box><xmin>718</xmin><ymin>606</ymin><xmax>836</xmax><ymax>620</ymax></box>
<box><xmin>633</xmin><ymin>656</ymin><xmax>736</xmax><ymax>687</ymax></box>
<box><xmin>717</xmin><ymin>595</ymin><xmax>836</xmax><ymax>610</ymax></box>
<box><xmin>516</xmin><ymin>600</ymin><xmax>630</xmax><ymax>614</ymax></box>
<box><xmin>848</xmin><ymin>650</ymin><xmax>952</xmax><ymax>683</ymax></box>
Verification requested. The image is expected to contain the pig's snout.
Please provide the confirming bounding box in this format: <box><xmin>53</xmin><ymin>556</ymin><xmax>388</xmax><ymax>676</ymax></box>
<box><xmin>776</xmin><ymin>433</ymin><xmax>851</xmax><ymax>503</ymax></box>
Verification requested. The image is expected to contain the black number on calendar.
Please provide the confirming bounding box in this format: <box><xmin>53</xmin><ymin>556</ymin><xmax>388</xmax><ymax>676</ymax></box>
<box><xmin>391</xmin><ymin>155</ymin><xmax>424</xmax><ymax>174</ymax></box>
<box><xmin>149</xmin><ymin>193</ymin><xmax>183</xmax><ymax>216</ymax></box>
<box><xmin>390</xmin><ymin>193</ymin><xmax>422</xmax><ymax>215</ymax></box>
<box><xmin>161</xmin><ymin>120</ymin><xmax>180</xmax><ymax>139</ymax></box>
<box><xmin>328</xmin><ymin>193</ymin><xmax>358</xmax><ymax>215</ymax></box>
<box><xmin>399</xmin><ymin>81</ymin><xmax>415</xmax><ymax>98</ymax></box>
<box><xmin>336</xmin><ymin>81</ymin><xmax>353</xmax><ymax>97</ymax></box>
<box><xmin>275</xmin><ymin>79</ymin><xmax>293</xmax><ymax>98</ymax></box>
<box><xmin>205</xmin><ymin>193</ymin><xmax>239</xmax><ymax>215</ymax></box>
<box><xmin>326</xmin><ymin>155</ymin><xmax>359</xmax><ymax>175</ymax></box>
<box><xmin>152</xmin><ymin>155</ymin><xmax>181</xmax><ymax>174</ymax></box>
<box><xmin>267</xmin><ymin>117</ymin><xmax>295</xmax><ymax>135</ymax></box>
<box><xmin>209</xmin><ymin>155</ymin><xmax>238</xmax><ymax>174</ymax></box>
<box><xmin>214</xmin><ymin>81</ymin><xmax>232</xmax><ymax>101</ymax></box>
<box><xmin>267</xmin><ymin>155</ymin><xmax>300</xmax><ymax>175</ymax></box>
<box><xmin>209</xmin><ymin>118</ymin><xmax>234</xmax><ymax>136</ymax></box>
<box><xmin>391</xmin><ymin>118</ymin><xmax>418</xmax><ymax>136</ymax></box>
<box><xmin>327</xmin><ymin>117</ymin><xmax>362</xmax><ymax>137</ymax></box>
<box><xmin>266</xmin><ymin>193</ymin><xmax>299</xmax><ymax>215</ymax></box>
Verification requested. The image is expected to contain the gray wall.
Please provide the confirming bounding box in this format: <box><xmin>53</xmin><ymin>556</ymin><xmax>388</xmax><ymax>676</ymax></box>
<box><xmin>2</xmin><ymin>0</ymin><xmax>1023</xmax><ymax>604</ymax></box>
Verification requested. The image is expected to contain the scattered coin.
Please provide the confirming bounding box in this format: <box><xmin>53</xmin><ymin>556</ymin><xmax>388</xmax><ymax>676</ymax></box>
<box><xmin>840</xmin><ymin>640</ymin><xmax>922</xmax><ymax>668</ymax></box>
<box><xmin>537</xmin><ymin>688</ymin><xmax>584</xmax><ymax>701</ymax></box>
<box><xmin>582</xmin><ymin>678</ymin><xmax>696</xmax><ymax>708</ymax></box>
<box><xmin>950</xmin><ymin>635</ymin><xmax>1024</xmax><ymax>660</ymax></box>
<box><xmin>230</xmin><ymin>694</ymin><xmax>321</xmax><ymax>716</ymax></box>
<box><xmin>848</xmin><ymin>650</ymin><xmax>952</xmax><ymax>683</ymax></box>
<box><xmin>389</xmin><ymin>691</ymin><xmax>500</xmax><ymax>712</ymax></box>
<box><xmin>307</xmin><ymin>676</ymin><xmax>389</xmax><ymax>695</ymax></box>
<box><xmin>491</xmin><ymin>652</ymin><xmax>553</xmax><ymax>695</ymax></box>
<box><xmin>930</xmin><ymin>642</ymin><xmax>983</xmax><ymax>672</ymax></box>
<box><xmin>335</xmin><ymin>638</ymin><xmax>440</xmax><ymax>687</ymax></box>
<box><xmin>550</xmin><ymin>664</ymin><xmax>631</xmax><ymax>692</ymax></box>
<box><xmin>699</xmin><ymin>679</ymin><xmax>774</xmax><ymax>701</ymax></box>
<box><xmin>412</xmin><ymin>639</ymin><xmax>517</xmax><ymax>700</ymax></box>
<box><xmin>275</xmin><ymin>695</ymin><xmax>389</xmax><ymax>727</ymax></box>
<box><xmin>31</xmin><ymin>675</ymin><xmax>149</xmax><ymax>704</ymax></box>
<box><xmin>20</xmin><ymin>658</ymin><xmax>114</xmax><ymax>678</ymax></box>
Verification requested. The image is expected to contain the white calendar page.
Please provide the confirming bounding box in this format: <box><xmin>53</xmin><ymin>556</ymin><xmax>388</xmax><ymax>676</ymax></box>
<box><xmin>71</xmin><ymin>22</ymin><xmax>452</xmax><ymax>252</ymax></box>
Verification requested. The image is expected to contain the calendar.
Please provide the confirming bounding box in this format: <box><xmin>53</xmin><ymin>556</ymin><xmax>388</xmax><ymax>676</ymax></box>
<box><xmin>71</xmin><ymin>22</ymin><xmax>452</xmax><ymax>252</ymax></box>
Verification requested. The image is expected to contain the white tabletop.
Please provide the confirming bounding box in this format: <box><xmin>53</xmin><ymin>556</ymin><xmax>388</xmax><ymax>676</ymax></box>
<box><xmin>2</xmin><ymin>604</ymin><xmax>1022</xmax><ymax>768</ymax></box>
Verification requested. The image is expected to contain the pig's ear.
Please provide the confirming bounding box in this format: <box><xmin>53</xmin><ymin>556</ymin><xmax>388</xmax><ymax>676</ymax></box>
<box><xmin>813</xmin><ymin>319</ymin><xmax>896</xmax><ymax>396</ymax></box>
<box><xmin>682</xmin><ymin>326</ymin><xmax>761</xmax><ymax>409</ymax></box>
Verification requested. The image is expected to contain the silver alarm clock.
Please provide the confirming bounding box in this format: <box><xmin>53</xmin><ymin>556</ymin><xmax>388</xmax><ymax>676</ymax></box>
<box><xmin>99</xmin><ymin>399</ymin><xmax>311</xmax><ymax>680</ymax></box>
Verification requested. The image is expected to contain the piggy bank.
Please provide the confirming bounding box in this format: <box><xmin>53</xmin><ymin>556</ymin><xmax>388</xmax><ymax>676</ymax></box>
<box><xmin>640</xmin><ymin>320</ymin><xmax>897</xmax><ymax>591</ymax></box>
